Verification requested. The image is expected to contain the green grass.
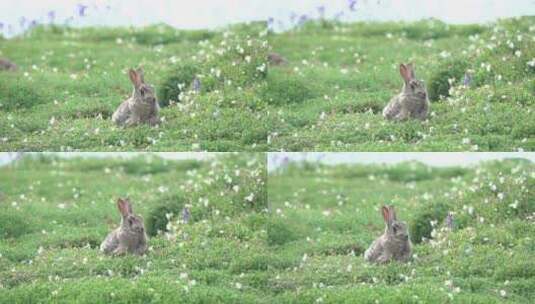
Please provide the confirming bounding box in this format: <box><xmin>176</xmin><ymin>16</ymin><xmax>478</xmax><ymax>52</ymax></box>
<box><xmin>1</xmin><ymin>17</ymin><xmax>533</xmax><ymax>152</ymax></box>
<box><xmin>0</xmin><ymin>23</ymin><xmax>269</xmax><ymax>151</ymax></box>
<box><xmin>0</xmin><ymin>17</ymin><xmax>535</xmax><ymax>151</ymax></box>
<box><xmin>267</xmin><ymin>17</ymin><xmax>535</xmax><ymax>151</ymax></box>
<box><xmin>268</xmin><ymin>159</ymin><xmax>535</xmax><ymax>303</ymax></box>
<box><xmin>1</xmin><ymin>154</ymin><xmax>533</xmax><ymax>302</ymax></box>
<box><xmin>0</xmin><ymin>154</ymin><xmax>270</xmax><ymax>303</ymax></box>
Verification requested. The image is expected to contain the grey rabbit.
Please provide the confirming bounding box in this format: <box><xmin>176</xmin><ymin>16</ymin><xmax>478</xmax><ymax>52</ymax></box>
<box><xmin>0</xmin><ymin>58</ymin><xmax>18</xmax><ymax>71</ymax></box>
<box><xmin>112</xmin><ymin>68</ymin><xmax>160</xmax><ymax>127</ymax></box>
<box><xmin>364</xmin><ymin>205</ymin><xmax>412</xmax><ymax>264</ymax></box>
<box><xmin>100</xmin><ymin>198</ymin><xmax>148</xmax><ymax>256</ymax></box>
<box><xmin>383</xmin><ymin>63</ymin><xmax>430</xmax><ymax>121</ymax></box>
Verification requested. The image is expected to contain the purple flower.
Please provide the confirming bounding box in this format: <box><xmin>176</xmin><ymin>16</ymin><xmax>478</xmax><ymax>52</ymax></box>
<box><xmin>192</xmin><ymin>77</ymin><xmax>201</xmax><ymax>93</ymax></box>
<box><xmin>317</xmin><ymin>6</ymin><xmax>325</xmax><ymax>18</ymax></box>
<box><xmin>348</xmin><ymin>0</ymin><xmax>358</xmax><ymax>11</ymax></box>
<box><xmin>77</xmin><ymin>4</ymin><xmax>88</xmax><ymax>17</ymax></box>
<box><xmin>463</xmin><ymin>73</ymin><xmax>473</xmax><ymax>86</ymax></box>
<box><xmin>267</xmin><ymin>17</ymin><xmax>275</xmax><ymax>31</ymax></box>
<box><xmin>19</xmin><ymin>16</ymin><xmax>27</xmax><ymax>28</ymax></box>
<box><xmin>0</xmin><ymin>23</ymin><xmax>3</xmax><ymax>30</ymax></box>
<box><xmin>47</xmin><ymin>11</ymin><xmax>56</xmax><ymax>22</ymax></box>
<box><xmin>297</xmin><ymin>14</ymin><xmax>308</xmax><ymax>27</ymax></box>
<box><xmin>445</xmin><ymin>212</ymin><xmax>454</xmax><ymax>230</ymax></box>
<box><xmin>182</xmin><ymin>207</ymin><xmax>190</xmax><ymax>224</ymax></box>
<box><xmin>29</xmin><ymin>20</ymin><xmax>38</xmax><ymax>28</ymax></box>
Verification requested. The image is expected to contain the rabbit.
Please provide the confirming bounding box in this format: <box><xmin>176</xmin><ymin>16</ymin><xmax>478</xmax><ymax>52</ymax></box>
<box><xmin>267</xmin><ymin>52</ymin><xmax>288</xmax><ymax>66</ymax></box>
<box><xmin>100</xmin><ymin>198</ymin><xmax>148</xmax><ymax>256</ymax></box>
<box><xmin>112</xmin><ymin>68</ymin><xmax>160</xmax><ymax>127</ymax></box>
<box><xmin>364</xmin><ymin>205</ymin><xmax>412</xmax><ymax>264</ymax></box>
<box><xmin>0</xmin><ymin>58</ymin><xmax>17</xmax><ymax>71</ymax></box>
<box><xmin>383</xmin><ymin>63</ymin><xmax>430</xmax><ymax>121</ymax></box>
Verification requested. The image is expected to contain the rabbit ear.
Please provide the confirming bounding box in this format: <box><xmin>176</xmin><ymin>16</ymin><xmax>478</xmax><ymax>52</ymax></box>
<box><xmin>117</xmin><ymin>198</ymin><xmax>130</xmax><ymax>217</ymax></box>
<box><xmin>399</xmin><ymin>64</ymin><xmax>411</xmax><ymax>83</ymax></box>
<box><xmin>136</xmin><ymin>68</ymin><xmax>145</xmax><ymax>83</ymax></box>
<box><xmin>124</xmin><ymin>198</ymin><xmax>133</xmax><ymax>214</ymax></box>
<box><xmin>406</xmin><ymin>63</ymin><xmax>416</xmax><ymax>79</ymax></box>
<box><xmin>128</xmin><ymin>69</ymin><xmax>141</xmax><ymax>88</ymax></box>
<box><xmin>388</xmin><ymin>205</ymin><xmax>397</xmax><ymax>221</ymax></box>
<box><xmin>381</xmin><ymin>206</ymin><xmax>391</xmax><ymax>226</ymax></box>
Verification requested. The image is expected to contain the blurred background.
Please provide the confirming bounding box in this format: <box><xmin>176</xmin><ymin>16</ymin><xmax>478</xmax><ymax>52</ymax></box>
<box><xmin>0</xmin><ymin>152</ymin><xmax>218</xmax><ymax>167</ymax></box>
<box><xmin>1</xmin><ymin>0</ymin><xmax>533</xmax><ymax>37</ymax></box>
<box><xmin>268</xmin><ymin>153</ymin><xmax>535</xmax><ymax>172</ymax></box>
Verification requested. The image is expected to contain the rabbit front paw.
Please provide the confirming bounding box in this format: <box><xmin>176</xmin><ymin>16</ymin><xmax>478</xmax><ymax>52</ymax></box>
<box><xmin>394</xmin><ymin>108</ymin><xmax>409</xmax><ymax>121</ymax></box>
<box><xmin>125</xmin><ymin>116</ymin><xmax>140</xmax><ymax>127</ymax></box>
<box><xmin>113</xmin><ymin>246</ymin><xmax>127</xmax><ymax>256</ymax></box>
<box><xmin>377</xmin><ymin>254</ymin><xmax>392</xmax><ymax>264</ymax></box>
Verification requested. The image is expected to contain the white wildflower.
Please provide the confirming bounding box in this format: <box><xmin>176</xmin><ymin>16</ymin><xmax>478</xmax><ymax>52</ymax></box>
<box><xmin>508</xmin><ymin>200</ymin><xmax>518</xmax><ymax>209</ymax></box>
<box><xmin>245</xmin><ymin>193</ymin><xmax>254</xmax><ymax>202</ymax></box>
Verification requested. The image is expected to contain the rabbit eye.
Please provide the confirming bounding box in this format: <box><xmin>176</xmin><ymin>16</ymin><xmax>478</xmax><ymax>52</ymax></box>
<box><xmin>128</xmin><ymin>218</ymin><xmax>133</xmax><ymax>225</ymax></box>
<box><xmin>140</xmin><ymin>89</ymin><xmax>145</xmax><ymax>96</ymax></box>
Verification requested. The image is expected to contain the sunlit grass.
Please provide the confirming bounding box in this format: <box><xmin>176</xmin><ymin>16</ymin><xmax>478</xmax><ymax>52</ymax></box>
<box><xmin>267</xmin><ymin>17</ymin><xmax>535</xmax><ymax>151</ymax></box>
<box><xmin>268</xmin><ymin>159</ymin><xmax>534</xmax><ymax>303</ymax></box>
<box><xmin>0</xmin><ymin>23</ymin><xmax>269</xmax><ymax>151</ymax></box>
<box><xmin>0</xmin><ymin>154</ymin><xmax>269</xmax><ymax>303</ymax></box>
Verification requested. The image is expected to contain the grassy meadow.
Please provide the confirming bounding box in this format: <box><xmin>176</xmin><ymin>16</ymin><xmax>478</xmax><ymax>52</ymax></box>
<box><xmin>267</xmin><ymin>17</ymin><xmax>535</xmax><ymax>151</ymax></box>
<box><xmin>0</xmin><ymin>23</ymin><xmax>269</xmax><ymax>151</ymax></box>
<box><xmin>1</xmin><ymin>17</ymin><xmax>533</xmax><ymax>152</ymax></box>
<box><xmin>0</xmin><ymin>154</ymin><xmax>270</xmax><ymax>303</ymax></box>
<box><xmin>1</xmin><ymin>154</ymin><xmax>533</xmax><ymax>302</ymax></box>
<box><xmin>268</xmin><ymin>159</ymin><xmax>534</xmax><ymax>303</ymax></box>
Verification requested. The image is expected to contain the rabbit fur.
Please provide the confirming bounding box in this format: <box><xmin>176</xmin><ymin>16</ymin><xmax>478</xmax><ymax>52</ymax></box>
<box><xmin>364</xmin><ymin>205</ymin><xmax>412</xmax><ymax>264</ymax></box>
<box><xmin>383</xmin><ymin>63</ymin><xmax>430</xmax><ymax>121</ymax></box>
<box><xmin>0</xmin><ymin>58</ymin><xmax>17</xmax><ymax>71</ymax></box>
<box><xmin>100</xmin><ymin>198</ymin><xmax>148</xmax><ymax>256</ymax></box>
<box><xmin>112</xmin><ymin>68</ymin><xmax>159</xmax><ymax>127</ymax></box>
